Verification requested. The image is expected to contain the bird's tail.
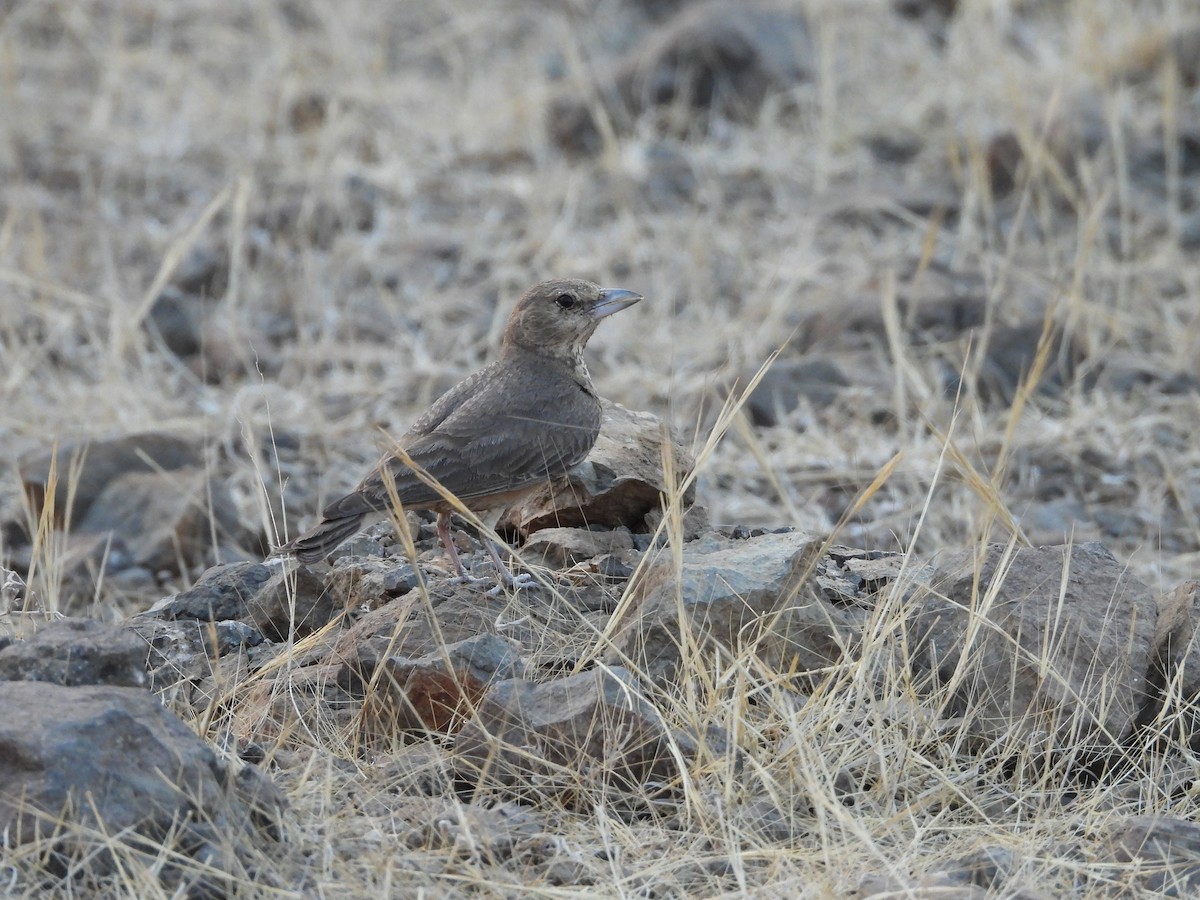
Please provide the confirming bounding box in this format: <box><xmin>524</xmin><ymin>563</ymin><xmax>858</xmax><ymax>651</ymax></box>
<box><xmin>275</xmin><ymin>514</ymin><xmax>366</xmax><ymax>563</ymax></box>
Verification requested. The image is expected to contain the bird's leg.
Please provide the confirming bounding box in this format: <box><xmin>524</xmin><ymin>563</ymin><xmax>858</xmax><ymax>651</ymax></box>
<box><xmin>484</xmin><ymin>540</ymin><xmax>536</xmax><ymax>593</ymax></box>
<box><xmin>436</xmin><ymin>512</ymin><xmax>468</xmax><ymax>577</ymax></box>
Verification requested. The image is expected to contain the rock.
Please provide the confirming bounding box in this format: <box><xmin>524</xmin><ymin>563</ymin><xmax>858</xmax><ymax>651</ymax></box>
<box><xmin>75</xmin><ymin>467</ymin><xmax>246</xmax><ymax>572</ymax></box>
<box><xmin>147</xmin><ymin>286</ymin><xmax>204</xmax><ymax>356</ymax></box>
<box><xmin>145</xmin><ymin>561</ymin><xmax>274</xmax><ymax>621</ymax></box>
<box><xmin>501</xmin><ymin>401</ymin><xmax>698</xmax><ymax>534</ymax></box>
<box><xmin>1016</xmin><ymin>497</ymin><xmax>1099</xmax><ymax>547</ymax></box>
<box><xmin>910</xmin><ymin>542</ymin><xmax>1158</xmax><ymax>753</ymax></box>
<box><xmin>548</xmin><ymin>1</ymin><xmax>812</xmax><ymax>155</ymax></box>
<box><xmin>129</xmin><ymin>616</ymin><xmax>265</xmax><ymax>693</ymax></box>
<box><xmin>612</xmin><ymin>531</ymin><xmax>860</xmax><ymax>684</ymax></box>
<box><xmin>19</xmin><ymin>432</ymin><xmax>203</xmax><ymax>527</ymax></box>
<box><xmin>744</xmin><ymin>358</ymin><xmax>851</xmax><ymax>426</ymax></box>
<box><xmin>0</xmin><ymin>617</ymin><xmax>146</xmax><ymax>688</ymax></box>
<box><xmin>521</xmin><ymin>527</ymin><xmax>636</xmax><ymax>570</ymax></box>
<box><xmin>326</xmin><ymin>554</ymin><xmax>424</xmax><ymax>608</ymax></box>
<box><xmin>955</xmin><ymin>320</ymin><xmax>1082</xmax><ymax>405</ymax></box>
<box><xmin>357</xmin><ymin>634</ymin><xmax>526</xmax><ymax>736</ymax></box>
<box><xmin>1146</xmin><ymin>581</ymin><xmax>1200</xmax><ymax>742</ymax></box>
<box><xmin>142</xmin><ymin>560</ymin><xmax>336</xmax><ymax>641</ymax></box>
<box><xmin>0</xmin><ymin>681</ymin><xmax>284</xmax><ymax>881</ymax></box>
<box><xmin>172</xmin><ymin>242</ymin><xmax>229</xmax><ymax>297</ymax></box>
<box><xmin>1105</xmin><ymin>815</ymin><xmax>1200</xmax><ymax>895</ymax></box>
<box><xmin>922</xmin><ymin>846</ymin><xmax>1017</xmax><ymax>893</ymax></box>
<box><xmin>453</xmin><ymin>666</ymin><xmax>706</xmax><ymax>796</ymax></box>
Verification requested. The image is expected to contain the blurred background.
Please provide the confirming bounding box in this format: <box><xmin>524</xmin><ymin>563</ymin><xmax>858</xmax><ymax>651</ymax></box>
<box><xmin>2</xmin><ymin>0</ymin><xmax>1198</xmax><ymax>615</ymax></box>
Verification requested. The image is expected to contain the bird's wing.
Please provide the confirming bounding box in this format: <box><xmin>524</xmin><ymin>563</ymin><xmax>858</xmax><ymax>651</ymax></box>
<box><xmin>320</xmin><ymin>363</ymin><xmax>600</xmax><ymax>520</ymax></box>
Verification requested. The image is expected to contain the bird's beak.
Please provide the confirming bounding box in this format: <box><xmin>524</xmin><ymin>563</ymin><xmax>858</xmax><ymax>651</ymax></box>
<box><xmin>589</xmin><ymin>288</ymin><xmax>643</xmax><ymax>319</ymax></box>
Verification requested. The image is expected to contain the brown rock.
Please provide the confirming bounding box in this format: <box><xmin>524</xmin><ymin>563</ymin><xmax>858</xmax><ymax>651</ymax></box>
<box><xmin>910</xmin><ymin>542</ymin><xmax>1158</xmax><ymax>753</ymax></box>
<box><xmin>358</xmin><ymin>634</ymin><xmax>526</xmax><ymax>736</ymax></box>
<box><xmin>501</xmin><ymin>401</ymin><xmax>698</xmax><ymax>535</ymax></box>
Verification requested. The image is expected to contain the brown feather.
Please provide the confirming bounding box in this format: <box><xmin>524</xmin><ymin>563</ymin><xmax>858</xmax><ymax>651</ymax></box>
<box><xmin>277</xmin><ymin>278</ymin><xmax>640</xmax><ymax>566</ymax></box>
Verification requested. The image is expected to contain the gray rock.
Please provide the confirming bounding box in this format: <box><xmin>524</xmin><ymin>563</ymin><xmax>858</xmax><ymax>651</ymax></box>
<box><xmin>521</xmin><ymin>527</ymin><xmax>636</xmax><ymax>570</ymax></box>
<box><xmin>147</xmin><ymin>286</ymin><xmax>204</xmax><ymax>356</ymax></box>
<box><xmin>1148</xmin><ymin>581</ymin><xmax>1200</xmax><ymax>744</ymax></box>
<box><xmin>0</xmin><ymin>681</ymin><xmax>284</xmax><ymax>878</ymax></box>
<box><xmin>549</xmin><ymin>1</ymin><xmax>812</xmax><ymax>156</ymax></box>
<box><xmin>612</xmin><ymin>531</ymin><xmax>860</xmax><ymax>684</ymax></box>
<box><xmin>454</xmin><ymin>666</ymin><xmax>701</xmax><ymax>794</ymax></box>
<box><xmin>910</xmin><ymin>542</ymin><xmax>1158</xmax><ymax>752</ymax></box>
<box><xmin>0</xmin><ymin>617</ymin><xmax>146</xmax><ymax>688</ymax></box>
<box><xmin>399</xmin><ymin>797</ymin><xmax>547</xmax><ymax>863</ymax></box>
<box><xmin>745</xmin><ymin>358</ymin><xmax>851</xmax><ymax>426</ymax></box>
<box><xmin>19</xmin><ymin>432</ymin><xmax>202</xmax><ymax>527</ymax></box>
<box><xmin>327</xmin><ymin>554</ymin><xmax>425</xmax><ymax>607</ymax></box>
<box><xmin>76</xmin><ymin>467</ymin><xmax>246</xmax><ymax>572</ymax></box>
<box><xmin>1105</xmin><ymin>815</ymin><xmax>1200</xmax><ymax>895</ymax></box>
<box><xmin>145</xmin><ymin>561</ymin><xmax>274</xmax><ymax>621</ymax></box>
<box><xmin>143</xmin><ymin>560</ymin><xmax>335</xmax><ymax>641</ymax></box>
<box><xmin>129</xmin><ymin>616</ymin><xmax>264</xmax><ymax>693</ymax></box>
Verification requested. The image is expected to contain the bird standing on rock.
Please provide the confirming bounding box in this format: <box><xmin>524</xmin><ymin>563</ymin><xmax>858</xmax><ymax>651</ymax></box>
<box><xmin>276</xmin><ymin>278</ymin><xmax>642</xmax><ymax>584</ymax></box>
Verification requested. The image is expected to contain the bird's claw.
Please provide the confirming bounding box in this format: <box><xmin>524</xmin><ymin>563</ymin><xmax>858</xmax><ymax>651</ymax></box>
<box><xmin>446</xmin><ymin>573</ymin><xmax>494</xmax><ymax>587</ymax></box>
<box><xmin>486</xmin><ymin>572</ymin><xmax>538</xmax><ymax>596</ymax></box>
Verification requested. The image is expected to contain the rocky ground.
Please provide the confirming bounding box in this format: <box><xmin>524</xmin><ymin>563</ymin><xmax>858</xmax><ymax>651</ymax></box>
<box><xmin>4</xmin><ymin>0</ymin><xmax>1200</xmax><ymax>896</ymax></box>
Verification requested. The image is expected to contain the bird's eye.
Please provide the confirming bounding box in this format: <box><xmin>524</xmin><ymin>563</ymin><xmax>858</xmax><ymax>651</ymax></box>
<box><xmin>555</xmin><ymin>294</ymin><xmax>576</xmax><ymax>309</ymax></box>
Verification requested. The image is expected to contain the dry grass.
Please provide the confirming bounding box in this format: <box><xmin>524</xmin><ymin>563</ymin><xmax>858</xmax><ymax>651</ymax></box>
<box><xmin>3</xmin><ymin>0</ymin><xmax>1200</xmax><ymax>896</ymax></box>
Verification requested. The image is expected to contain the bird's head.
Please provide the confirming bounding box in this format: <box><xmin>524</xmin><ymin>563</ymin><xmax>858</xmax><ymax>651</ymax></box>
<box><xmin>501</xmin><ymin>278</ymin><xmax>642</xmax><ymax>365</ymax></box>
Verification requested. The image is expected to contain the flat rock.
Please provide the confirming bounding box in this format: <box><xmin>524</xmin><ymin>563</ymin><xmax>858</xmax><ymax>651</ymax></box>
<box><xmin>0</xmin><ymin>617</ymin><xmax>146</xmax><ymax>688</ymax></box>
<box><xmin>0</xmin><ymin>681</ymin><xmax>284</xmax><ymax>882</ymax></box>
<box><xmin>500</xmin><ymin>401</ymin><xmax>699</xmax><ymax>534</ymax></box>
<box><xmin>612</xmin><ymin>530</ymin><xmax>861</xmax><ymax>684</ymax></box>
<box><xmin>910</xmin><ymin>542</ymin><xmax>1158</xmax><ymax>752</ymax></box>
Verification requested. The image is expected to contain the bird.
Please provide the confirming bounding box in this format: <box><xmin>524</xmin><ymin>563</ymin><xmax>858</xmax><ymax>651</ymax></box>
<box><xmin>276</xmin><ymin>278</ymin><xmax>642</xmax><ymax>583</ymax></box>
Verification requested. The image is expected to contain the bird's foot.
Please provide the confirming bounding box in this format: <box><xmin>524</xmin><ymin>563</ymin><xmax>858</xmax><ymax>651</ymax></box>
<box><xmin>444</xmin><ymin>572</ymin><xmax>495</xmax><ymax>587</ymax></box>
<box><xmin>486</xmin><ymin>571</ymin><xmax>537</xmax><ymax>596</ymax></box>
